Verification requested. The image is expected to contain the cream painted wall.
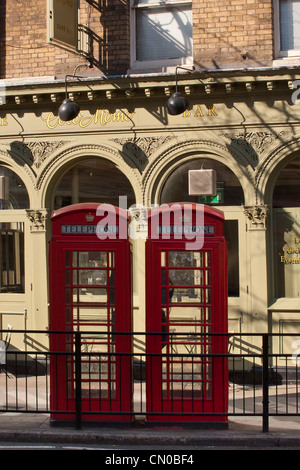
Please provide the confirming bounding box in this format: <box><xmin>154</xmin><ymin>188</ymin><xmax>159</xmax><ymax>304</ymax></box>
<box><xmin>1</xmin><ymin>75</ymin><xmax>300</xmax><ymax>358</ymax></box>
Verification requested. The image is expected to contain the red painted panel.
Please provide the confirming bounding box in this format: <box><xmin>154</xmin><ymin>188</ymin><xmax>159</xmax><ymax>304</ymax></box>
<box><xmin>146</xmin><ymin>204</ymin><xmax>228</xmax><ymax>423</ymax></box>
<box><xmin>49</xmin><ymin>204</ymin><xmax>132</xmax><ymax>423</ymax></box>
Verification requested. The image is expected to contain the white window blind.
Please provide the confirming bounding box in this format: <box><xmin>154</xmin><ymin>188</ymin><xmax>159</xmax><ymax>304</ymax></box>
<box><xmin>280</xmin><ymin>0</ymin><xmax>300</xmax><ymax>51</ymax></box>
<box><xmin>135</xmin><ymin>2</ymin><xmax>192</xmax><ymax>62</ymax></box>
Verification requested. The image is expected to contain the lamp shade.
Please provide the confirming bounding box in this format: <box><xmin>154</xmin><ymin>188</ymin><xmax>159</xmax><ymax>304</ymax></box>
<box><xmin>167</xmin><ymin>92</ymin><xmax>189</xmax><ymax>115</ymax></box>
<box><xmin>58</xmin><ymin>98</ymin><xmax>80</xmax><ymax>121</ymax></box>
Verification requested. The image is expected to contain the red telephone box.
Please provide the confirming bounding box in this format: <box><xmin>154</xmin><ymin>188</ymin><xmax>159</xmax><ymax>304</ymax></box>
<box><xmin>49</xmin><ymin>203</ymin><xmax>132</xmax><ymax>422</ymax></box>
<box><xmin>146</xmin><ymin>203</ymin><xmax>228</xmax><ymax>424</ymax></box>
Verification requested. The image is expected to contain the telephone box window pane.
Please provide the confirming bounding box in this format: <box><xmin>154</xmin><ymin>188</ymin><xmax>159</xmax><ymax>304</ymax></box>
<box><xmin>205</xmin><ymin>270</ymin><xmax>211</xmax><ymax>286</ymax></box>
<box><xmin>76</xmin><ymin>307</ymin><xmax>107</xmax><ymax>324</ymax></box>
<box><xmin>73</xmin><ymin>288</ymin><xmax>107</xmax><ymax>304</ymax></box>
<box><xmin>73</xmin><ymin>270</ymin><xmax>107</xmax><ymax>286</ymax></box>
<box><xmin>65</xmin><ymin>307</ymin><xmax>71</xmax><ymax>324</ymax></box>
<box><xmin>171</xmin><ymin>288</ymin><xmax>203</xmax><ymax>303</ymax></box>
<box><xmin>207</xmin><ymin>307</ymin><xmax>211</xmax><ymax>323</ymax></box>
<box><xmin>109</xmin><ymin>288</ymin><xmax>115</xmax><ymax>306</ymax></box>
<box><xmin>168</xmin><ymin>251</ymin><xmax>202</xmax><ymax>267</ymax></box>
<box><xmin>205</xmin><ymin>251</ymin><xmax>211</xmax><ymax>267</ymax></box>
<box><xmin>206</xmin><ymin>288</ymin><xmax>211</xmax><ymax>304</ymax></box>
<box><xmin>109</xmin><ymin>252</ymin><xmax>114</xmax><ymax>268</ymax></box>
<box><xmin>65</xmin><ymin>269</ymin><xmax>71</xmax><ymax>286</ymax></box>
<box><xmin>109</xmin><ymin>270</ymin><xmax>115</xmax><ymax>286</ymax></box>
<box><xmin>169</xmin><ymin>269</ymin><xmax>203</xmax><ymax>286</ymax></box>
<box><xmin>65</xmin><ymin>251</ymin><xmax>71</xmax><ymax>268</ymax></box>
<box><xmin>72</xmin><ymin>251</ymin><xmax>107</xmax><ymax>268</ymax></box>
<box><xmin>169</xmin><ymin>306</ymin><xmax>205</xmax><ymax>323</ymax></box>
<box><xmin>161</xmin><ymin>268</ymin><xmax>167</xmax><ymax>285</ymax></box>
<box><xmin>65</xmin><ymin>288</ymin><xmax>71</xmax><ymax>305</ymax></box>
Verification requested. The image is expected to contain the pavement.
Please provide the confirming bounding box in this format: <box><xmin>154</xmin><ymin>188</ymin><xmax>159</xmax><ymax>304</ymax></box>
<box><xmin>1</xmin><ymin>372</ymin><xmax>300</xmax><ymax>449</ymax></box>
<box><xmin>0</xmin><ymin>412</ymin><xmax>300</xmax><ymax>448</ymax></box>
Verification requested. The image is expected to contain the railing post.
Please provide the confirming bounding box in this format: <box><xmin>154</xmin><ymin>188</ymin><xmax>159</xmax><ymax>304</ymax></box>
<box><xmin>75</xmin><ymin>331</ymin><xmax>82</xmax><ymax>430</ymax></box>
<box><xmin>262</xmin><ymin>333</ymin><xmax>269</xmax><ymax>433</ymax></box>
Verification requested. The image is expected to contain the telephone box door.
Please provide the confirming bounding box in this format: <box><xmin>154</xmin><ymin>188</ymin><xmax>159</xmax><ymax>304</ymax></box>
<box><xmin>49</xmin><ymin>204</ymin><xmax>132</xmax><ymax>422</ymax></box>
<box><xmin>146</xmin><ymin>204</ymin><xmax>228</xmax><ymax>423</ymax></box>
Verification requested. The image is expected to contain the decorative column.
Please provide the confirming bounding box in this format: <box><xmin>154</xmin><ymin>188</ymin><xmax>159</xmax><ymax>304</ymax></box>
<box><xmin>26</xmin><ymin>209</ymin><xmax>49</xmax><ymax>332</ymax></box>
<box><xmin>243</xmin><ymin>205</ymin><xmax>269</xmax><ymax>334</ymax></box>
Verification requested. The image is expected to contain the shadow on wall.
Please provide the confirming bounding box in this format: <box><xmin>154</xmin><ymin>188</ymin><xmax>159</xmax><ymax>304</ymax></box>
<box><xmin>0</xmin><ymin>0</ymin><xmax>6</xmax><ymax>78</ymax></box>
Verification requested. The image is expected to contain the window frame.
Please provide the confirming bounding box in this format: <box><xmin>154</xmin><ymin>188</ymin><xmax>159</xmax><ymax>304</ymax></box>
<box><xmin>130</xmin><ymin>0</ymin><xmax>193</xmax><ymax>70</ymax></box>
<box><xmin>274</xmin><ymin>0</ymin><xmax>300</xmax><ymax>58</ymax></box>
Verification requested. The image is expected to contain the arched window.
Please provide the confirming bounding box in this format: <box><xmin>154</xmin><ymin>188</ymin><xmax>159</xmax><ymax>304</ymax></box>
<box><xmin>160</xmin><ymin>158</ymin><xmax>244</xmax><ymax>205</ymax></box>
<box><xmin>54</xmin><ymin>159</ymin><xmax>136</xmax><ymax>209</ymax></box>
<box><xmin>0</xmin><ymin>166</ymin><xmax>29</xmax><ymax>209</ymax></box>
<box><xmin>0</xmin><ymin>166</ymin><xmax>29</xmax><ymax>293</ymax></box>
<box><xmin>273</xmin><ymin>155</ymin><xmax>300</xmax><ymax>298</ymax></box>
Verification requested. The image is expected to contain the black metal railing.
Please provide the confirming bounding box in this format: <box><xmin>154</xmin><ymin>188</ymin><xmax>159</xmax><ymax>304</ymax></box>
<box><xmin>0</xmin><ymin>330</ymin><xmax>300</xmax><ymax>433</ymax></box>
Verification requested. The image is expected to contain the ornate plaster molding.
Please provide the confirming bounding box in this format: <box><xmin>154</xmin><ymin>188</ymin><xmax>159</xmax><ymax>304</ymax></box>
<box><xmin>26</xmin><ymin>209</ymin><xmax>48</xmax><ymax>232</ymax></box>
<box><xmin>244</xmin><ymin>205</ymin><xmax>268</xmax><ymax>230</ymax></box>
<box><xmin>9</xmin><ymin>141</ymin><xmax>69</xmax><ymax>169</ymax></box>
<box><xmin>0</xmin><ymin>148</ymin><xmax>36</xmax><ymax>187</ymax></box>
<box><xmin>27</xmin><ymin>141</ymin><xmax>69</xmax><ymax>169</ymax></box>
<box><xmin>113</xmin><ymin>136</ymin><xmax>174</xmax><ymax>173</ymax></box>
<box><xmin>255</xmin><ymin>133</ymin><xmax>300</xmax><ymax>199</ymax></box>
<box><xmin>219</xmin><ymin>130</ymin><xmax>289</xmax><ymax>165</ymax></box>
<box><xmin>35</xmin><ymin>143</ymin><xmax>143</xmax><ymax>200</ymax></box>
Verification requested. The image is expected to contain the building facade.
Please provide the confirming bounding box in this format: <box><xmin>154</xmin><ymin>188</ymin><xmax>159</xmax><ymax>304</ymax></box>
<box><xmin>0</xmin><ymin>0</ymin><xmax>300</xmax><ymax>363</ymax></box>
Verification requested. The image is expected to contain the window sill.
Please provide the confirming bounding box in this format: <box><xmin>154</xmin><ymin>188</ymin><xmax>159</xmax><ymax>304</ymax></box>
<box><xmin>129</xmin><ymin>58</ymin><xmax>194</xmax><ymax>75</ymax></box>
<box><xmin>273</xmin><ymin>56</ymin><xmax>300</xmax><ymax>67</ymax></box>
<box><xmin>268</xmin><ymin>298</ymin><xmax>300</xmax><ymax>311</ymax></box>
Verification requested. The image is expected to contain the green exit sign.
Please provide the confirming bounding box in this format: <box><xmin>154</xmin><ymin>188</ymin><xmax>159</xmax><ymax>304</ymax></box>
<box><xmin>199</xmin><ymin>188</ymin><xmax>223</xmax><ymax>204</ymax></box>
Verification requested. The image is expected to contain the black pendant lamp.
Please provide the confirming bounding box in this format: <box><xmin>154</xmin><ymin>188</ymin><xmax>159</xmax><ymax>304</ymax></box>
<box><xmin>58</xmin><ymin>74</ymin><xmax>81</xmax><ymax>122</ymax></box>
<box><xmin>167</xmin><ymin>66</ymin><xmax>195</xmax><ymax>116</ymax></box>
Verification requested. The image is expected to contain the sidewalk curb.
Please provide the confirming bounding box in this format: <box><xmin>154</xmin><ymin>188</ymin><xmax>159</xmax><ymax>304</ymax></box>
<box><xmin>0</xmin><ymin>429</ymin><xmax>299</xmax><ymax>448</ymax></box>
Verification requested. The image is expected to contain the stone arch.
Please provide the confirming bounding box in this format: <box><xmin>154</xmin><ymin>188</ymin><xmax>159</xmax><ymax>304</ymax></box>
<box><xmin>143</xmin><ymin>139</ymin><xmax>253</xmax><ymax>206</ymax></box>
<box><xmin>37</xmin><ymin>143</ymin><xmax>143</xmax><ymax>210</ymax></box>
<box><xmin>0</xmin><ymin>146</ymin><xmax>34</xmax><ymax>207</ymax></box>
<box><xmin>256</xmin><ymin>133</ymin><xmax>300</xmax><ymax>205</ymax></box>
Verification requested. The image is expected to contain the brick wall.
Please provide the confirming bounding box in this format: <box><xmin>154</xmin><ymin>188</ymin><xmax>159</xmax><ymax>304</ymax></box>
<box><xmin>0</xmin><ymin>0</ymin><xmax>130</xmax><ymax>79</ymax></box>
<box><xmin>0</xmin><ymin>0</ymin><xmax>274</xmax><ymax>80</ymax></box>
<box><xmin>192</xmin><ymin>0</ymin><xmax>274</xmax><ymax>69</ymax></box>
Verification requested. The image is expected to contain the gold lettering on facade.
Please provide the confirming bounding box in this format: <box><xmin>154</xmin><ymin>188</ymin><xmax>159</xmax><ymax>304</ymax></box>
<box><xmin>183</xmin><ymin>105</ymin><xmax>217</xmax><ymax>118</ymax></box>
<box><xmin>0</xmin><ymin>116</ymin><xmax>8</xmax><ymax>126</ymax></box>
<box><xmin>281</xmin><ymin>255</ymin><xmax>300</xmax><ymax>264</ymax></box>
<box><xmin>280</xmin><ymin>239</ymin><xmax>300</xmax><ymax>263</ymax></box>
<box><xmin>41</xmin><ymin>104</ymin><xmax>217</xmax><ymax>130</ymax></box>
<box><xmin>208</xmin><ymin>105</ymin><xmax>217</xmax><ymax>116</ymax></box>
<box><xmin>182</xmin><ymin>109</ymin><xmax>191</xmax><ymax>118</ymax></box>
<box><xmin>41</xmin><ymin>108</ymin><xmax>136</xmax><ymax>129</ymax></box>
<box><xmin>194</xmin><ymin>106</ymin><xmax>204</xmax><ymax>117</ymax></box>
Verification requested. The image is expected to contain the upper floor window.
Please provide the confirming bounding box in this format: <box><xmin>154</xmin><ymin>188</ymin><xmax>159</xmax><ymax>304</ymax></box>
<box><xmin>131</xmin><ymin>0</ymin><xmax>193</xmax><ymax>69</ymax></box>
<box><xmin>274</xmin><ymin>0</ymin><xmax>300</xmax><ymax>57</ymax></box>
